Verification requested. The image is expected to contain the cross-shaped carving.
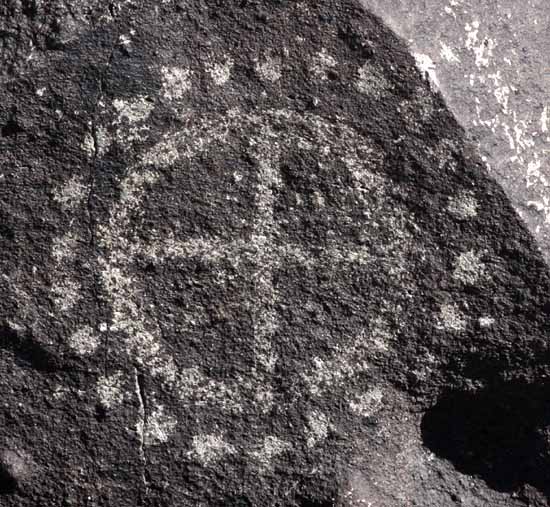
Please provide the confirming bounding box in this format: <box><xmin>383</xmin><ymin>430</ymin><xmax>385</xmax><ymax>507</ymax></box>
<box><xmin>75</xmin><ymin>107</ymin><xmax>418</xmax><ymax>448</ymax></box>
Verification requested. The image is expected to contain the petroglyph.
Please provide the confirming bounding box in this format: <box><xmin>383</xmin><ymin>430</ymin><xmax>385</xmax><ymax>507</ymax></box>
<box><xmin>45</xmin><ymin>58</ymin><xmax>442</xmax><ymax>455</ymax></box>
<box><xmin>4</xmin><ymin>1</ymin><xmax>548</xmax><ymax>504</ymax></box>
<box><xmin>67</xmin><ymin>326</ymin><xmax>100</xmax><ymax>356</ymax></box>
<box><xmin>453</xmin><ymin>250</ymin><xmax>486</xmax><ymax>285</ymax></box>
<box><xmin>349</xmin><ymin>387</ymin><xmax>385</xmax><ymax>417</ymax></box>
<box><xmin>41</xmin><ymin>46</ymin><xmax>497</xmax><ymax>464</ymax></box>
<box><xmin>437</xmin><ymin>303</ymin><xmax>467</xmax><ymax>332</ymax></box>
<box><xmin>189</xmin><ymin>434</ymin><xmax>236</xmax><ymax>466</ymax></box>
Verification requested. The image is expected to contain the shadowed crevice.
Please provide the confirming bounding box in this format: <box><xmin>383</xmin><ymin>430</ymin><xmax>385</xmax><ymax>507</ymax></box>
<box><xmin>421</xmin><ymin>382</ymin><xmax>550</xmax><ymax>502</ymax></box>
<box><xmin>0</xmin><ymin>471</ymin><xmax>16</xmax><ymax>495</ymax></box>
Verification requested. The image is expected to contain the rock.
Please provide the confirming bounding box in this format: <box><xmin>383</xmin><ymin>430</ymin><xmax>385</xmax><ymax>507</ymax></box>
<box><xmin>2</xmin><ymin>0</ymin><xmax>550</xmax><ymax>506</ymax></box>
<box><xmin>0</xmin><ymin>448</ymin><xmax>34</xmax><ymax>493</ymax></box>
<box><xmin>361</xmin><ymin>0</ymin><xmax>550</xmax><ymax>267</ymax></box>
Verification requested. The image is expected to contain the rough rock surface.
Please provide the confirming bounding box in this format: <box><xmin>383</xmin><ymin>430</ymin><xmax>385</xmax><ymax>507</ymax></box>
<box><xmin>361</xmin><ymin>0</ymin><xmax>550</xmax><ymax>265</ymax></box>
<box><xmin>2</xmin><ymin>1</ymin><xmax>550</xmax><ymax>506</ymax></box>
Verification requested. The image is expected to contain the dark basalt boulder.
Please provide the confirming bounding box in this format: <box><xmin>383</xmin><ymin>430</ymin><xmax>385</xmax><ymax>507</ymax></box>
<box><xmin>2</xmin><ymin>1</ymin><xmax>550</xmax><ymax>506</ymax></box>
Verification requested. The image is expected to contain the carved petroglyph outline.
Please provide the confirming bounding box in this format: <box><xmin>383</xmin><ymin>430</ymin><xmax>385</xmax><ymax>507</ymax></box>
<box><xmin>91</xmin><ymin>106</ymin><xmax>418</xmax><ymax>458</ymax></box>
<box><xmin>45</xmin><ymin>53</ymin><xmax>483</xmax><ymax>467</ymax></box>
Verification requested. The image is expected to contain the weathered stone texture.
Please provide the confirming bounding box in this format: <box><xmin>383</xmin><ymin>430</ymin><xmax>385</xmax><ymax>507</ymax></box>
<box><xmin>2</xmin><ymin>1</ymin><xmax>550</xmax><ymax>506</ymax></box>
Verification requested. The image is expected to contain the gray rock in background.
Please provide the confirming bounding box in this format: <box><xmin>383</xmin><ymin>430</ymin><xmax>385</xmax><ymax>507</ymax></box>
<box><xmin>361</xmin><ymin>0</ymin><xmax>550</xmax><ymax>261</ymax></box>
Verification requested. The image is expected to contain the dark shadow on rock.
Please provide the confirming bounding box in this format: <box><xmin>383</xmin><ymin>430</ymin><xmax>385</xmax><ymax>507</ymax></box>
<box><xmin>0</xmin><ymin>472</ymin><xmax>16</xmax><ymax>495</ymax></box>
<box><xmin>421</xmin><ymin>381</ymin><xmax>550</xmax><ymax>501</ymax></box>
<box><xmin>0</xmin><ymin>322</ymin><xmax>61</xmax><ymax>373</ymax></box>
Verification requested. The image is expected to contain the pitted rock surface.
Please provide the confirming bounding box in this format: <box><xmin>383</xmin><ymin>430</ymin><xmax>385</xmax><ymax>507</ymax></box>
<box><xmin>2</xmin><ymin>1</ymin><xmax>550</xmax><ymax>506</ymax></box>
